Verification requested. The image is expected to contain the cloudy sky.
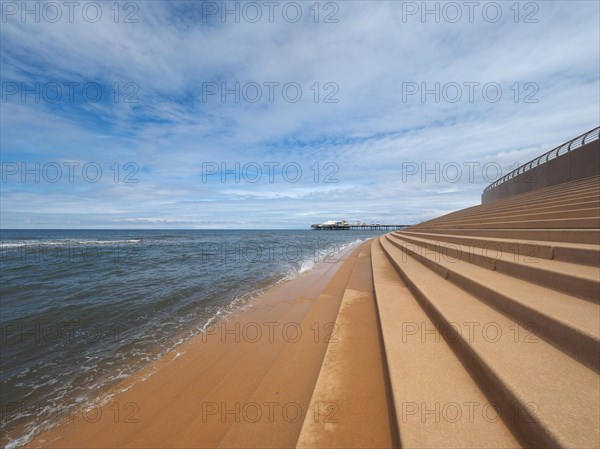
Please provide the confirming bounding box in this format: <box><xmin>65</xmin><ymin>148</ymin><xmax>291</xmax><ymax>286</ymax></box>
<box><xmin>1</xmin><ymin>1</ymin><xmax>598</xmax><ymax>229</ymax></box>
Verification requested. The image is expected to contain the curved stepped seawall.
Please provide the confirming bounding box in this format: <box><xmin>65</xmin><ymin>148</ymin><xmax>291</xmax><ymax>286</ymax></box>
<box><xmin>24</xmin><ymin>175</ymin><xmax>599</xmax><ymax>449</ymax></box>
<box><xmin>296</xmin><ymin>174</ymin><xmax>600</xmax><ymax>448</ymax></box>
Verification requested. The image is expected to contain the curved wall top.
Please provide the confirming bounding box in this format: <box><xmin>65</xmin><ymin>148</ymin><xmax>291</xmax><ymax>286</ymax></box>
<box><xmin>482</xmin><ymin>127</ymin><xmax>600</xmax><ymax>204</ymax></box>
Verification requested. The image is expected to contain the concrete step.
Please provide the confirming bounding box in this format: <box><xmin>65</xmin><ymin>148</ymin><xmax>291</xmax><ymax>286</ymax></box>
<box><xmin>429</xmin><ymin>200</ymin><xmax>600</xmax><ymax>225</ymax></box>
<box><xmin>426</xmin><ymin>194</ymin><xmax>600</xmax><ymax>225</ymax></box>
<box><xmin>417</xmin><ymin>177</ymin><xmax>599</xmax><ymax>227</ymax></box>
<box><xmin>476</xmin><ymin>177</ymin><xmax>600</xmax><ymax>208</ymax></box>
<box><xmin>403</xmin><ymin>228</ymin><xmax>600</xmax><ymax>245</ymax></box>
<box><xmin>379</xmin><ymin>236</ymin><xmax>600</xmax><ymax>449</ymax></box>
<box><xmin>370</xmin><ymin>238</ymin><xmax>520</xmax><ymax>448</ymax></box>
<box><xmin>443</xmin><ymin>177</ymin><xmax>599</xmax><ymax>213</ymax></box>
<box><xmin>418</xmin><ymin>217</ymin><xmax>600</xmax><ymax>230</ymax></box>
<box><xmin>429</xmin><ymin>206</ymin><xmax>599</xmax><ymax>227</ymax></box>
<box><xmin>389</xmin><ymin>233</ymin><xmax>600</xmax><ymax>303</ymax></box>
<box><xmin>383</xmin><ymin>234</ymin><xmax>600</xmax><ymax>372</ymax></box>
<box><xmin>478</xmin><ymin>183</ymin><xmax>600</xmax><ymax>210</ymax></box>
<box><xmin>429</xmin><ymin>201</ymin><xmax>600</xmax><ymax>227</ymax></box>
<box><xmin>395</xmin><ymin>231</ymin><xmax>600</xmax><ymax>266</ymax></box>
<box><xmin>296</xmin><ymin>242</ymin><xmax>394</xmax><ymax>448</ymax></box>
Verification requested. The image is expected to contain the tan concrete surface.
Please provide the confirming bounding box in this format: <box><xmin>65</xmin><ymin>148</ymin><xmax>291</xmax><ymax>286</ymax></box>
<box><xmin>371</xmin><ymin>238</ymin><xmax>521</xmax><ymax>449</ymax></box>
<box><xmin>296</xmin><ymin>243</ymin><xmax>394</xmax><ymax>449</ymax></box>
<box><xmin>380</xmin><ymin>236</ymin><xmax>600</xmax><ymax>449</ymax></box>
<box><xmin>389</xmin><ymin>232</ymin><xmax>600</xmax><ymax>302</ymax></box>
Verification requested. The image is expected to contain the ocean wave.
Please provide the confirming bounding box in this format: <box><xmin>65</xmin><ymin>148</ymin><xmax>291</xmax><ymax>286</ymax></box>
<box><xmin>280</xmin><ymin>237</ymin><xmax>365</xmax><ymax>279</ymax></box>
<box><xmin>0</xmin><ymin>239</ymin><xmax>141</xmax><ymax>249</ymax></box>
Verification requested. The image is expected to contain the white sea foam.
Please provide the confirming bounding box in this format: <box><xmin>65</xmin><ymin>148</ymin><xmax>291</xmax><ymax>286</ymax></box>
<box><xmin>0</xmin><ymin>239</ymin><xmax>141</xmax><ymax>249</ymax></box>
<box><xmin>293</xmin><ymin>237</ymin><xmax>365</xmax><ymax>277</ymax></box>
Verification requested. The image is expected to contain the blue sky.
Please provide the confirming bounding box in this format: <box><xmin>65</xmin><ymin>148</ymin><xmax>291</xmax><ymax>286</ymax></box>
<box><xmin>1</xmin><ymin>1</ymin><xmax>599</xmax><ymax>229</ymax></box>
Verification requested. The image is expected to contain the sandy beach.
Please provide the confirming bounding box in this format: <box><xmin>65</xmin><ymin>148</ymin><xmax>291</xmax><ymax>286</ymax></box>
<box><xmin>23</xmin><ymin>240</ymin><xmax>393</xmax><ymax>449</ymax></box>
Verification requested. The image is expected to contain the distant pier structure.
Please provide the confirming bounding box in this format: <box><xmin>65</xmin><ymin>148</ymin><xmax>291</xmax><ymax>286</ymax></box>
<box><xmin>311</xmin><ymin>223</ymin><xmax>410</xmax><ymax>231</ymax></box>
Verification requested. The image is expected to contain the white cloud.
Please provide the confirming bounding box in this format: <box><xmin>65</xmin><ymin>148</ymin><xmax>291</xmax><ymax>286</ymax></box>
<box><xmin>1</xmin><ymin>1</ymin><xmax>599</xmax><ymax>228</ymax></box>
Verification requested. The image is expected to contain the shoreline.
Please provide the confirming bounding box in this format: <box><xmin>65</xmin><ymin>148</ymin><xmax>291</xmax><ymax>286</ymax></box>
<box><xmin>18</xmin><ymin>238</ymin><xmax>375</xmax><ymax>449</ymax></box>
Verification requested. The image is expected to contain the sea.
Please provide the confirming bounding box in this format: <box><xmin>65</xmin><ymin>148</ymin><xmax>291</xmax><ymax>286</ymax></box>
<box><xmin>0</xmin><ymin>229</ymin><xmax>385</xmax><ymax>448</ymax></box>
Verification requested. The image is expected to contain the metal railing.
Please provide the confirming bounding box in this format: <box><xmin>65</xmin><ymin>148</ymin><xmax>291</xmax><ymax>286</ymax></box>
<box><xmin>483</xmin><ymin>126</ymin><xmax>600</xmax><ymax>193</ymax></box>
